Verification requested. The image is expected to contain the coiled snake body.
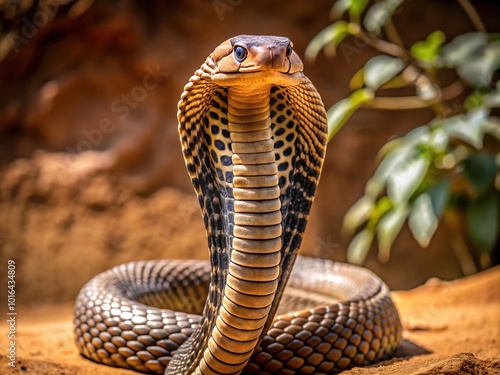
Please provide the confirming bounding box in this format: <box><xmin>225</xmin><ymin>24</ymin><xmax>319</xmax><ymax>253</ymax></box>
<box><xmin>74</xmin><ymin>35</ymin><xmax>402</xmax><ymax>375</ymax></box>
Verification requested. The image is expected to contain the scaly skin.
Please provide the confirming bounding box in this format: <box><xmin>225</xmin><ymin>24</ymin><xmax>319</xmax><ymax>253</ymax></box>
<box><xmin>74</xmin><ymin>35</ymin><xmax>402</xmax><ymax>375</ymax></box>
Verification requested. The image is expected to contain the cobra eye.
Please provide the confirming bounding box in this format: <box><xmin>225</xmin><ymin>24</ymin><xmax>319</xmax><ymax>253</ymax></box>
<box><xmin>234</xmin><ymin>46</ymin><xmax>247</xmax><ymax>62</ymax></box>
<box><xmin>286</xmin><ymin>43</ymin><xmax>293</xmax><ymax>58</ymax></box>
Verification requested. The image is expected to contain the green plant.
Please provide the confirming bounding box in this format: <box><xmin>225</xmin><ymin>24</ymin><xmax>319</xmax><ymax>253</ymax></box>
<box><xmin>307</xmin><ymin>0</ymin><xmax>499</xmax><ymax>274</ymax></box>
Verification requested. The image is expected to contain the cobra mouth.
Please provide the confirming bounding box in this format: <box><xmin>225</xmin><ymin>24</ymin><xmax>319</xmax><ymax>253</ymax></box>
<box><xmin>211</xmin><ymin>70</ymin><xmax>303</xmax><ymax>87</ymax></box>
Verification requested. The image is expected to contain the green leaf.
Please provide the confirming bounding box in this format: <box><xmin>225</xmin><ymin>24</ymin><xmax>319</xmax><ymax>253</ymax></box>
<box><xmin>363</xmin><ymin>0</ymin><xmax>405</xmax><ymax>35</ymax></box>
<box><xmin>416</xmin><ymin>80</ymin><xmax>440</xmax><ymax>101</ymax></box>
<box><xmin>326</xmin><ymin>88</ymin><xmax>374</xmax><ymax>142</ymax></box>
<box><xmin>467</xmin><ymin>194</ymin><xmax>499</xmax><ymax>254</ymax></box>
<box><xmin>463</xmin><ymin>153</ymin><xmax>497</xmax><ymax>194</ymax></box>
<box><xmin>331</xmin><ymin>0</ymin><xmax>369</xmax><ymax>19</ymax></box>
<box><xmin>349</xmin><ymin>0</ymin><xmax>369</xmax><ymax>18</ymax></box>
<box><xmin>410</xmin><ymin>30</ymin><xmax>446</xmax><ymax>67</ymax></box>
<box><xmin>457</xmin><ymin>41</ymin><xmax>500</xmax><ymax>88</ymax></box>
<box><xmin>349</xmin><ymin>68</ymin><xmax>365</xmax><ymax>90</ymax></box>
<box><xmin>464</xmin><ymin>90</ymin><xmax>487</xmax><ymax>110</ymax></box>
<box><xmin>377</xmin><ymin>205</ymin><xmax>410</xmax><ymax>262</ymax></box>
<box><xmin>305</xmin><ymin>21</ymin><xmax>352</xmax><ymax>62</ymax></box>
<box><xmin>367</xmin><ymin>196</ymin><xmax>394</xmax><ymax>229</ymax></box>
<box><xmin>429</xmin><ymin>128</ymin><xmax>449</xmax><ymax>153</ymax></box>
<box><xmin>330</xmin><ymin>0</ymin><xmax>351</xmax><ymax>19</ymax></box>
<box><xmin>409</xmin><ymin>193</ymin><xmax>439</xmax><ymax>248</ymax></box>
<box><xmin>483</xmin><ymin>116</ymin><xmax>500</xmax><ymax>140</ymax></box>
<box><xmin>484</xmin><ymin>88</ymin><xmax>500</xmax><ymax>108</ymax></box>
<box><xmin>428</xmin><ymin>180</ymin><xmax>451</xmax><ymax>218</ymax></box>
<box><xmin>373</xmin><ymin>131</ymin><xmax>425</xmax><ymax>181</ymax></box>
<box><xmin>405</xmin><ymin>125</ymin><xmax>432</xmax><ymax>143</ymax></box>
<box><xmin>442</xmin><ymin>32</ymin><xmax>488</xmax><ymax>68</ymax></box>
<box><xmin>439</xmin><ymin>108</ymin><xmax>488</xmax><ymax>149</ymax></box>
<box><xmin>387</xmin><ymin>154</ymin><xmax>430</xmax><ymax>204</ymax></box>
<box><xmin>364</xmin><ymin>55</ymin><xmax>405</xmax><ymax>90</ymax></box>
<box><xmin>342</xmin><ymin>195</ymin><xmax>374</xmax><ymax>234</ymax></box>
<box><xmin>347</xmin><ymin>229</ymin><xmax>374</xmax><ymax>265</ymax></box>
<box><xmin>364</xmin><ymin>177</ymin><xmax>385</xmax><ymax>197</ymax></box>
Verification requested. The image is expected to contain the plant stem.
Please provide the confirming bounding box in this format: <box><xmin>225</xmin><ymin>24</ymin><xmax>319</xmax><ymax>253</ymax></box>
<box><xmin>444</xmin><ymin>210</ymin><xmax>477</xmax><ymax>276</ymax></box>
<box><xmin>357</xmin><ymin>30</ymin><xmax>412</xmax><ymax>61</ymax></box>
<box><xmin>384</xmin><ymin>20</ymin><xmax>406</xmax><ymax>50</ymax></box>
<box><xmin>364</xmin><ymin>79</ymin><xmax>466</xmax><ymax>111</ymax></box>
<box><xmin>366</xmin><ymin>96</ymin><xmax>439</xmax><ymax>110</ymax></box>
<box><xmin>456</xmin><ymin>0</ymin><xmax>486</xmax><ymax>32</ymax></box>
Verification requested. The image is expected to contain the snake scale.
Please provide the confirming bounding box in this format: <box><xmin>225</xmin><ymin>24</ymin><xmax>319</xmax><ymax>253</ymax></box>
<box><xmin>74</xmin><ymin>35</ymin><xmax>402</xmax><ymax>375</ymax></box>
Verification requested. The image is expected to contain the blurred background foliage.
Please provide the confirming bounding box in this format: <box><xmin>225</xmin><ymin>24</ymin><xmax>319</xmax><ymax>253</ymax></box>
<box><xmin>308</xmin><ymin>0</ymin><xmax>499</xmax><ymax>275</ymax></box>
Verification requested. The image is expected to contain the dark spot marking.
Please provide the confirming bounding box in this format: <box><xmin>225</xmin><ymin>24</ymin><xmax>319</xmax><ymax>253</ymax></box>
<box><xmin>221</xmin><ymin>117</ymin><xmax>228</xmax><ymax>125</ymax></box>
<box><xmin>203</xmin><ymin>117</ymin><xmax>209</xmax><ymax>127</ymax></box>
<box><xmin>211</xmin><ymin>125</ymin><xmax>220</xmax><ymax>135</ymax></box>
<box><xmin>286</xmin><ymin>133</ymin><xmax>295</xmax><ymax>142</ymax></box>
<box><xmin>222</xmin><ymin>129</ymin><xmax>230</xmax><ymax>138</ymax></box>
<box><xmin>278</xmin><ymin>161</ymin><xmax>289</xmax><ymax>171</ymax></box>
<box><xmin>270</xmin><ymin>110</ymin><xmax>277</xmax><ymax>119</ymax></box>
<box><xmin>283</xmin><ymin>147</ymin><xmax>292</xmax><ymax>156</ymax></box>
<box><xmin>275</xmin><ymin>154</ymin><xmax>281</xmax><ymax>161</ymax></box>
<box><xmin>225</xmin><ymin>172</ymin><xmax>234</xmax><ymax>183</ymax></box>
<box><xmin>279</xmin><ymin>176</ymin><xmax>287</xmax><ymax>187</ymax></box>
<box><xmin>215</xmin><ymin>140</ymin><xmax>225</xmax><ymax>151</ymax></box>
<box><xmin>275</xmin><ymin>128</ymin><xmax>285</xmax><ymax>136</ymax></box>
<box><xmin>204</xmin><ymin>133</ymin><xmax>212</xmax><ymax>146</ymax></box>
<box><xmin>209</xmin><ymin>111</ymin><xmax>219</xmax><ymax>120</ymax></box>
<box><xmin>210</xmin><ymin>150</ymin><xmax>219</xmax><ymax>163</ymax></box>
<box><xmin>274</xmin><ymin>140</ymin><xmax>284</xmax><ymax>149</ymax></box>
<box><xmin>271</xmin><ymin>86</ymin><xmax>279</xmax><ymax>93</ymax></box>
<box><xmin>216</xmin><ymin>90</ymin><xmax>227</xmax><ymax>102</ymax></box>
<box><xmin>211</xmin><ymin>99</ymin><xmax>221</xmax><ymax>109</ymax></box>
<box><xmin>277</xmin><ymin>115</ymin><xmax>286</xmax><ymax>124</ymax></box>
<box><xmin>217</xmin><ymin>169</ymin><xmax>224</xmax><ymax>182</ymax></box>
<box><xmin>277</xmin><ymin>103</ymin><xmax>285</xmax><ymax>111</ymax></box>
<box><xmin>298</xmin><ymin>218</ymin><xmax>307</xmax><ymax>232</ymax></box>
<box><xmin>187</xmin><ymin>163</ymin><xmax>196</xmax><ymax>173</ymax></box>
<box><xmin>277</xmin><ymin>93</ymin><xmax>285</xmax><ymax>100</ymax></box>
<box><xmin>286</xmin><ymin>120</ymin><xmax>295</xmax><ymax>129</ymax></box>
<box><xmin>286</xmin><ymin>109</ymin><xmax>292</xmax><ymax>116</ymax></box>
<box><xmin>221</xmin><ymin>155</ymin><xmax>232</xmax><ymax>166</ymax></box>
<box><xmin>270</xmin><ymin>97</ymin><xmax>277</xmax><ymax>106</ymax></box>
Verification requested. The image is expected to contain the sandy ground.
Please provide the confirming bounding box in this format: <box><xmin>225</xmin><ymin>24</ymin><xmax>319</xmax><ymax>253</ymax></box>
<box><xmin>0</xmin><ymin>266</ymin><xmax>499</xmax><ymax>375</ymax></box>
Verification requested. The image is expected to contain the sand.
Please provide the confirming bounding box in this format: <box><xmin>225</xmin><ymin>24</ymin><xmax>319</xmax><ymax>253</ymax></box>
<box><xmin>1</xmin><ymin>266</ymin><xmax>499</xmax><ymax>375</ymax></box>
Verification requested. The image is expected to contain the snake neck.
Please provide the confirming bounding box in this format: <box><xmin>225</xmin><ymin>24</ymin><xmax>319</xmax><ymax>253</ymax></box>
<box><xmin>170</xmin><ymin>84</ymin><xmax>284</xmax><ymax>375</ymax></box>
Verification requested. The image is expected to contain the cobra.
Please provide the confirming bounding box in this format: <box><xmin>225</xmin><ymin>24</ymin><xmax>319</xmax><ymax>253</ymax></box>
<box><xmin>74</xmin><ymin>35</ymin><xmax>402</xmax><ymax>375</ymax></box>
